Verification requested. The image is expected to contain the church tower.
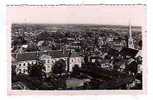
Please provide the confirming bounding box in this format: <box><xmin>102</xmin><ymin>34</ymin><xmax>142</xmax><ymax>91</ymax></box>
<box><xmin>128</xmin><ymin>22</ymin><xmax>135</xmax><ymax>49</ymax></box>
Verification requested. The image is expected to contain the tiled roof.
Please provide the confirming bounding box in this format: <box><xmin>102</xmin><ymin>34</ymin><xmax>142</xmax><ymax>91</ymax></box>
<box><xmin>12</xmin><ymin>50</ymin><xmax>82</xmax><ymax>62</ymax></box>
<box><xmin>120</xmin><ymin>48</ymin><xmax>138</xmax><ymax>57</ymax></box>
<box><xmin>47</xmin><ymin>50</ymin><xmax>81</xmax><ymax>58</ymax></box>
<box><xmin>47</xmin><ymin>50</ymin><xmax>69</xmax><ymax>58</ymax></box>
<box><xmin>16</xmin><ymin>52</ymin><xmax>38</xmax><ymax>61</ymax></box>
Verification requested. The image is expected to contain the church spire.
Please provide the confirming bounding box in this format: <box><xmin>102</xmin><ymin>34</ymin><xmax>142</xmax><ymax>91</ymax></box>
<box><xmin>128</xmin><ymin>21</ymin><xmax>135</xmax><ymax>49</ymax></box>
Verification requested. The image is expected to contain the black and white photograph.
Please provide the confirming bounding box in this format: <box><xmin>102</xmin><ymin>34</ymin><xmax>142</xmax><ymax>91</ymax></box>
<box><xmin>11</xmin><ymin>23</ymin><xmax>143</xmax><ymax>90</ymax></box>
<box><xmin>7</xmin><ymin>5</ymin><xmax>146</xmax><ymax>94</ymax></box>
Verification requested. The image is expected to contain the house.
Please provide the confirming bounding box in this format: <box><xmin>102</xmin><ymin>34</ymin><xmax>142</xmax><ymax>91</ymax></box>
<box><xmin>39</xmin><ymin>54</ymin><xmax>52</xmax><ymax>74</ymax></box>
<box><xmin>107</xmin><ymin>36</ymin><xmax>126</xmax><ymax>51</ymax></box>
<box><xmin>39</xmin><ymin>50</ymin><xmax>68</xmax><ymax>74</ymax></box>
<box><xmin>69</xmin><ymin>52</ymin><xmax>83</xmax><ymax>71</ymax></box>
<box><xmin>13</xmin><ymin>52</ymin><xmax>38</xmax><ymax>75</ymax></box>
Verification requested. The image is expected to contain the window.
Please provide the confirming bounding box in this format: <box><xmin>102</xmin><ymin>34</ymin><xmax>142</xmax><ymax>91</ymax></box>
<box><xmin>23</xmin><ymin>69</ymin><xmax>27</xmax><ymax>73</ymax></box>
<box><xmin>18</xmin><ymin>69</ymin><xmax>21</xmax><ymax>73</ymax></box>
<box><xmin>48</xmin><ymin>60</ymin><xmax>50</xmax><ymax>63</ymax></box>
<box><xmin>19</xmin><ymin>64</ymin><xmax>21</xmax><ymax>66</ymax></box>
<box><xmin>16</xmin><ymin>68</ymin><xmax>21</xmax><ymax>73</ymax></box>
<box><xmin>71</xmin><ymin>59</ymin><xmax>73</xmax><ymax>63</ymax></box>
<box><xmin>23</xmin><ymin>63</ymin><xmax>26</xmax><ymax>66</ymax></box>
<box><xmin>28</xmin><ymin>62</ymin><xmax>30</xmax><ymax>65</ymax></box>
<box><xmin>45</xmin><ymin>67</ymin><xmax>47</xmax><ymax>71</ymax></box>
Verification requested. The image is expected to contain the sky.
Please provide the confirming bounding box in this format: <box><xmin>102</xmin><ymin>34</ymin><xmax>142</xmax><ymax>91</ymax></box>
<box><xmin>7</xmin><ymin>5</ymin><xmax>146</xmax><ymax>26</ymax></box>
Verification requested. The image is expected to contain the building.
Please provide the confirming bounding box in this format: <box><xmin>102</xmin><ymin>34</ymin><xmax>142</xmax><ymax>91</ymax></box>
<box><xmin>12</xmin><ymin>52</ymin><xmax>38</xmax><ymax>75</ymax></box>
<box><xmin>108</xmin><ymin>37</ymin><xmax>126</xmax><ymax>51</ymax></box>
<box><xmin>39</xmin><ymin>54</ymin><xmax>53</xmax><ymax>74</ymax></box>
<box><xmin>69</xmin><ymin>52</ymin><xmax>83</xmax><ymax>71</ymax></box>
<box><xmin>12</xmin><ymin>50</ymin><xmax>83</xmax><ymax>75</ymax></box>
<box><xmin>40</xmin><ymin>50</ymin><xmax>83</xmax><ymax>73</ymax></box>
<box><xmin>128</xmin><ymin>23</ymin><xmax>135</xmax><ymax>49</ymax></box>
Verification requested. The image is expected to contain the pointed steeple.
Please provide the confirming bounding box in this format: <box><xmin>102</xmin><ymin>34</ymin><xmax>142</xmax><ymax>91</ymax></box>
<box><xmin>128</xmin><ymin>21</ymin><xmax>135</xmax><ymax>49</ymax></box>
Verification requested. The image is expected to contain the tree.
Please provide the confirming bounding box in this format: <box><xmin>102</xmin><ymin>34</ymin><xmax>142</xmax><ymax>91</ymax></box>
<box><xmin>25</xmin><ymin>61</ymin><xmax>46</xmax><ymax>90</ymax></box>
<box><xmin>95</xmin><ymin>59</ymin><xmax>101</xmax><ymax>67</ymax></box>
<box><xmin>37</xmin><ymin>31</ymin><xmax>51</xmax><ymax>41</ymax></box>
<box><xmin>25</xmin><ymin>42</ymin><xmax>40</xmax><ymax>52</ymax></box>
<box><xmin>11</xmin><ymin>65</ymin><xmax>17</xmax><ymax>82</ymax></box>
<box><xmin>138</xmin><ymin>40</ymin><xmax>142</xmax><ymax>50</ymax></box>
<box><xmin>28</xmin><ymin>61</ymin><xmax>45</xmax><ymax>80</ymax></box>
<box><xmin>51</xmin><ymin>59</ymin><xmax>67</xmax><ymax>89</ymax></box>
<box><xmin>71</xmin><ymin>64</ymin><xmax>80</xmax><ymax>78</ymax></box>
<box><xmin>52</xmin><ymin>59</ymin><xmax>66</xmax><ymax>75</ymax></box>
<box><xmin>12</xmin><ymin>36</ymin><xmax>27</xmax><ymax>46</ymax></box>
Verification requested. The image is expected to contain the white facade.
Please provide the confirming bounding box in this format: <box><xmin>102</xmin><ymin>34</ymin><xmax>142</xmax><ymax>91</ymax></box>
<box><xmin>15</xmin><ymin>60</ymin><xmax>37</xmax><ymax>75</ymax></box>
<box><xmin>40</xmin><ymin>56</ymin><xmax>83</xmax><ymax>73</ymax></box>
<box><xmin>15</xmin><ymin>54</ymin><xmax>83</xmax><ymax>75</ymax></box>
<box><xmin>69</xmin><ymin>57</ymin><xmax>82</xmax><ymax>72</ymax></box>
<box><xmin>40</xmin><ymin>54</ymin><xmax>53</xmax><ymax>73</ymax></box>
<box><xmin>40</xmin><ymin>54</ymin><xmax>67</xmax><ymax>74</ymax></box>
